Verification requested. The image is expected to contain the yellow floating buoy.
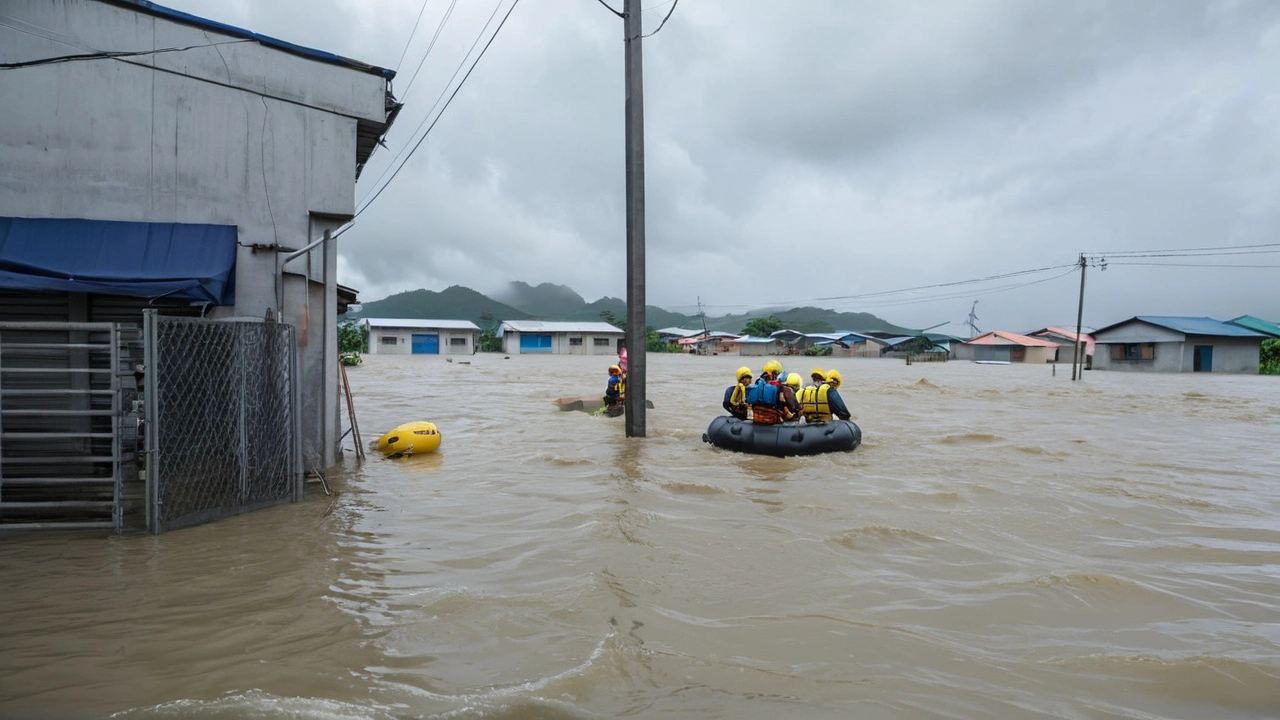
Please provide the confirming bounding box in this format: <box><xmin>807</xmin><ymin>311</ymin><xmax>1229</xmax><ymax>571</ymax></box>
<box><xmin>377</xmin><ymin>421</ymin><xmax>442</xmax><ymax>457</ymax></box>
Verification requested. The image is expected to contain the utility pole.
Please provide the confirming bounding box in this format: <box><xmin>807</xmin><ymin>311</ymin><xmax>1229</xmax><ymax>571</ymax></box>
<box><xmin>622</xmin><ymin>0</ymin><xmax>647</xmax><ymax>437</ymax></box>
<box><xmin>1072</xmin><ymin>254</ymin><xmax>1086</xmax><ymax>381</ymax></box>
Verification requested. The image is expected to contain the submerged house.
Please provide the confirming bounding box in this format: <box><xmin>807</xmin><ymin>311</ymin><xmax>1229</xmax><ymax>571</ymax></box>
<box><xmin>363</xmin><ymin>318</ymin><xmax>480</xmax><ymax>355</ymax></box>
<box><xmin>952</xmin><ymin>331</ymin><xmax>1059</xmax><ymax>363</ymax></box>
<box><xmin>0</xmin><ymin>0</ymin><xmax>399</xmax><ymax>530</ymax></box>
<box><xmin>1027</xmin><ymin>327</ymin><xmax>1096</xmax><ymax>366</ymax></box>
<box><xmin>500</xmin><ymin>321</ymin><xmax>624</xmax><ymax>355</ymax></box>
<box><xmin>1091</xmin><ymin>316</ymin><xmax>1266</xmax><ymax>373</ymax></box>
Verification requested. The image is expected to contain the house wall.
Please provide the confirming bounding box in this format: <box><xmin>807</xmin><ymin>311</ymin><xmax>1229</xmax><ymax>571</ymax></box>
<box><xmin>1175</xmin><ymin>338</ymin><xmax>1259</xmax><ymax>373</ymax></box>
<box><xmin>367</xmin><ymin>328</ymin><xmax>477</xmax><ymax>355</ymax></box>
<box><xmin>0</xmin><ymin>0</ymin><xmax>390</xmax><ymax>469</ymax></box>
<box><xmin>1093</xmin><ymin>341</ymin><xmax>1184</xmax><ymax>372</ymax></box>
<box><xmin>502</xmin><ymin>331</ymin><xmax>624</xmax><ymax>355</ymax></box>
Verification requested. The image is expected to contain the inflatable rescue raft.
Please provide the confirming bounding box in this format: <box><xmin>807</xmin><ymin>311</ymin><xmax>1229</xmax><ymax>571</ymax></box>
<box><xmin>376</xmin><ymin>421</ymin><xmax>441</xmax><ymax>457</ymax></box>
<box><xmin>702</xmin><ymin>416</ymin><xmax>861</xmax><ymax>457</ymax></box>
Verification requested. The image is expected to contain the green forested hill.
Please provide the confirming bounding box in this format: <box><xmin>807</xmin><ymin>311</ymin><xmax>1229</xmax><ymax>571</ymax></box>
<box><xmin>346</xmin><ymin>284</ymin><xmax>917</xmax><ymax>335</ymax></box>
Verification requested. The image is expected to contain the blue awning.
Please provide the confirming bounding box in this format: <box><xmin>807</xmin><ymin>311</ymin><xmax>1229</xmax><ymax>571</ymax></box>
<box><xmin>0</xmin><ymin>217</ymin><xmax>237</xmax><ymax>305</ymax></box>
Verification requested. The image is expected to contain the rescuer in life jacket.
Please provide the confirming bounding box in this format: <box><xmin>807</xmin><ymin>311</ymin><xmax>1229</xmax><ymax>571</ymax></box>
<box><xmin>798</xmin><ymin>367</ymin><xmax>852</xmax><ymax>422</ymax></box>
<box><xmin>603</xmin><ymin>364</ymin><xmax>625</xmax><ymax>410</ymax></box>
<box><xmin>722</xmin><ymin>366</ymin><xmax>752</xmax><ymax>420</ymax></box>
<box><xmin>746</xmin><ymin>361</ymin><xmax>800</xmax><ymax>424</ymax></box>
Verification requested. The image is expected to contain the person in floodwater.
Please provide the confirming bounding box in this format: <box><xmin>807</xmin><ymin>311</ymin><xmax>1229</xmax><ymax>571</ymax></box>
<box><xmin>746</xmin><ymin>361</ymin><xmax>800</xmax><ymax>424</ymax></box>
<box><xmin>603</xmin><ymin>364</ymin><xmax>625</xmax><ymax>413</ymax></box>
<box><xmin>722</xmin><ymin>366</ymin><xmax>752</xmax><ymax>420</ymax></box>
<box><xmin>798</xmin><ymin>368</ymin><xmax>851</xmax><ymax>422</ymax></box>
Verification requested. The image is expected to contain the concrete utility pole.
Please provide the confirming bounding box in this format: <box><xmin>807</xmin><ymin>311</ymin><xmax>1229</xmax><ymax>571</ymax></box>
<box><xmin>622</xmin><ymin>0</ymin><xmax>647</xmax><ymax>437</ymax></box>
<box><xmin>1072</xmin><ymin>254</ymin><xmax>1086</xmax><ymax>381</ymax></box>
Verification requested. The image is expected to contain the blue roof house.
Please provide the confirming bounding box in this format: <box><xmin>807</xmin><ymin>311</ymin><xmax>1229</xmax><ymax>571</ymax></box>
<box><xmin>1091</xmin><ymin>316</ymin><xmax>1267</xmax><ymax>373</ymax></box>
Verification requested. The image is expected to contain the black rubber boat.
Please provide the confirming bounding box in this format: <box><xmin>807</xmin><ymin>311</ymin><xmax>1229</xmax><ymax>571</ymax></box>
<box><xmin>702</xmin><ymin>416</ymin><xmax>862</xmax><ymax>457</ymax></box>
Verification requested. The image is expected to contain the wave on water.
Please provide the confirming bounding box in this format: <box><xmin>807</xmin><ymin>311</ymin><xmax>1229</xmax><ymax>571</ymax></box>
<box><xmin>660</xmin><ymin>480</ymin><xmax>726</xmax><ymax>495</ymax></box>
<box><xmin>830</xmin><ymin>525</ymin><xmax>939</xmax><ymax>549</ymax></box>
<box><xmin>939</xmin><ymin>433</ymin><xmax>1003</xmax><ymax>444</ymax></box>
<box><xmin>108</xmin><ymin>690</ymin><xmax>400</xmax><ymax>720</ymax></box>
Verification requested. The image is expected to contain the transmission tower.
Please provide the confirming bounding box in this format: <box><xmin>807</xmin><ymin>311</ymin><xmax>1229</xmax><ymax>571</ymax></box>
<box><xmin>966</xmin><ymin>301</ymin><xmax>981</xmax><ymax>338</ymax></box>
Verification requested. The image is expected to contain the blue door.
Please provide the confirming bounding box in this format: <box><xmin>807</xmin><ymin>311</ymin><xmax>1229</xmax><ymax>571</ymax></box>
<box><xmin>520</xmin><ymin>334</ymin><xmax>552</xmax><ymax>353</ymax></box>
<box><xmin>411</xmin><ymin>334</ymin><xmax>439</xmax><ymax>354</ymax></box>
<box><xmin>1193</xmin><ymin>345</ymin><xmax>1212</xmax><ymax>372</ymax></box>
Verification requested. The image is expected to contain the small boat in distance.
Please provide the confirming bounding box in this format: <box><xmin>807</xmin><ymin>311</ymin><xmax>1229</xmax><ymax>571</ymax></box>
<box><xmin>973</xmin><ymin>360</ymin><xmax>1011</xmax><ymax>365</ymax></box>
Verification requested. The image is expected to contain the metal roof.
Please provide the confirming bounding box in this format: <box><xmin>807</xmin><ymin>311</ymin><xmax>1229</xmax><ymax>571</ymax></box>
<box><xmin>1027</xmin><ymin>326</ymin><xmax>1096</xmax><ymax>353</ymax></box>
<box><xmin>362</xmin><ymin>318</ymin><xmax>479</xmax><ymax>330</ymax></box>
<box><xmin>1228</xmin><ymin>315</ymin><xmax>1280</xmax><ymax>338</ymax></box>
<box><xmin>103</xmin><ymin>0</ymin><xmax>395</xmax><ymax>79</ymax></box>
<box><xmin>965</xmin><ymin>331</ymin><xmax>1060</xmax><ymax>347</ymax></box>
<box><xmin>731</xmin><ymin>335</ymin><xmax>779</xmax><ymax>344</ymax></box>
<box><xmin>501</xmin><ymin>320</ymin><xmax>624</xmax><ymax>334</ymax></box>
<box><xmin>656</xmin><ymin>327</ymin><xmax>705</xmax><ymax>337</ymax></box>
<box><xmin>1094</xmin><ymin>316</ymin><xmax>1267</xmax><ymax>338</ymax></box>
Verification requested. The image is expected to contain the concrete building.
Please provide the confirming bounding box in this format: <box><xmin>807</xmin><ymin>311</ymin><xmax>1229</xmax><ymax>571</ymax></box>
<box><xmin>722</xmin><ymin>336</ymin><xmax>782</xmax><ymax>356</ymax></box>
<box><xmin>1091</xmin><ymin>316</ymin><xmax>1266</xmax><ymax>373</ymax></box>
<box><xmin>500</xmin><ymin>320</ymin><xmax>624</xmax><ymax>355</ymax></box>
<box><xmin>953</xmin><ymin>331</ymin><xmax>1059</xmax><ymax>363</ymax></box>
<box><xmin>363</xmin><ymin>318</ymin><xmax>480</xmax><ymax>355</ymax></box>
<box><xmin>1027</xmin><ymin>327</ymin><xmax>1096</xmax><ymax>366</ymax></box>
<box><xmin>0</xmin><ymin>0</ymin><xmax>399</xmax><ymax>469</ymax></box>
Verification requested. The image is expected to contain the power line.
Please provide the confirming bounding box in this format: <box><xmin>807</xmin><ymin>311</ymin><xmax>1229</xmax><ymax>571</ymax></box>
<box><xmin>0</xmin><ymin>38</ymin><xmax>251</xmax><ymax>69</ymax></box>
<box><xmin>594</xmin><ymin>0</ymin><xmax>624</xmax><ymax>18</ymax></box>
<box><xmin>398</xmin><ymin>0</ymin><xmax>459</xmax><ymax>101</ymax></box>
<box><xmin>642</xmin><ymin>0</ymin><xmax>678</xmax><ymax>37</ymax></box>
<box><xmin>356</xmin><ymin>0</ymin><xmax>521</xmax><ymax>218</ymax></box>
<box><xmin>394</xmin><ymin>0</ymin><xmax>432</xmax><ymax>74</ymax></box>
<box><xmin>358</xmin><ymin>0</ymin><xmax>504</xmax><ymax>210</ymax></box>
<box><xmin>1090</xmin><ymin>242</ymin><xmax>1280</xmax><ymax>257</ymax></box>
<box><xmin>1108</xmin><ymin>261</ymin><xmax>1280</xmax><ymax>268</ymax></box>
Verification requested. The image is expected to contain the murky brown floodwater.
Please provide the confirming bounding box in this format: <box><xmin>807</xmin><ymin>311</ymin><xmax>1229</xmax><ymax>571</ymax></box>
<box><xmin>2</xmin><ymin>353</ymin><xmax>1279</xmax><ymax>719</ymax></box>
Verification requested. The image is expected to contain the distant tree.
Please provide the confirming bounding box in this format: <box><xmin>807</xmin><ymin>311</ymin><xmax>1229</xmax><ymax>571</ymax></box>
<box><xmin>904</xmin><ymin>336</ymin><xmax>936</xmax><ymax>354</ymax></box>
<box><xmin>803</xmin><ymin>345</ymin><xmax>833</xmax><ymax>356</ymax></box>
<box><xmin>742</xmin><ymin>316</ymin><xmax>784</xmax><ymax>337</ymax></box>
<box><xmin>337</xmin><ymin>319</ymin><xmax>366</xmax><ymax>365</ymax></box>
<box><xmin>600</xmin><ymin>310</ymin><xmax>625</xmax><ymax>330</ymax></box>
<box><xmin>1261</xmin><ymin>339</ymin><xmax>1280</xmax><ymax>375</ymax></box>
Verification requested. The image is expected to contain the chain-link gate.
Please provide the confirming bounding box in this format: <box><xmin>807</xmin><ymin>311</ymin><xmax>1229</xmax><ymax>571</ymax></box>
<box><xmin>143</xmin><ymin>311</ymin><xmax>300</xmax><ymax>533</ymax></box>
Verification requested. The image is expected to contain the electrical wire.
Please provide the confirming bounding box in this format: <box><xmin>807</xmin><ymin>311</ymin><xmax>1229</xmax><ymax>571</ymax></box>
<box><xmin>594</xmin><ymin>0</ymin><xmax>624</xmax><ymax>18</ymax></box>
<box><xmin>357</xmin><ymin>0</ymin><xmax>504</xmax><ymax>209</ymax></box>
<box><xmin>395</xmin><ymin>0</ymin><xmax>432</xmax><ymax>74</ymax></box>
<box><xmin>642</xmin><ymin>0</ymin><xmax>678</xmax><ymax>37</ymax></box>
<box><xmin>398</xmin><ymin>0</ymin><xmax>458</xmax><ymax>101</ymax></box>
<box><xmin>0</xmin><ymin>38</ymin><xmax>251</xmax><ymax>69</ymax></box>
<box><xmin>356</xmin><ymin>0</ymin><xmax>521</xmax><ymax>218</ymax></box>
<box><xmin>1107</xmin><ymin>261</ymin><xmax>1280</xmax><ymax>268</ymax></box>
<box><xmin>1090</xmin><ymin>242</ymin><xmax>1280</xmax><ymax>257</ymax></box>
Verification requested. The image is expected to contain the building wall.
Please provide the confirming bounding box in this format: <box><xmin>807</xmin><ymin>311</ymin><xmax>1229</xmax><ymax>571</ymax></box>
<box><xmin>0</xmin><ymin>0</ymin><xmax>390</xmax><ymax>469</ymax></box>
<box><xmin>1174</xmin><ymin>338</ymin><xmax>1259</xmax><ymax>373</ymax></box>
<box><xmin>502</xmin><ymin>331</ymin><xmax>624</xmax><ymax>355</ymax></box>
<box><xmin>1094</xmin><ymin>341</ymin><xmax>1184</xmax><ymax>372</ymax></box>
<box><xmin>368</xmin><ymin>328</ymin><xmax>477</xmax><ymax>355</ymax></box>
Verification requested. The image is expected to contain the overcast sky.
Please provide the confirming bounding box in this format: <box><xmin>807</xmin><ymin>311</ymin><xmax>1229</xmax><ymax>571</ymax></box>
<box><xmin>171</xmin><ymin>0</ymin><xmax>1277</xmax><ymax>333</ymax></box>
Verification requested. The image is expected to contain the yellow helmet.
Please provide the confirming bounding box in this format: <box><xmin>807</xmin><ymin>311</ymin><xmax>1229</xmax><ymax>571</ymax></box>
<box><xmin>785</xmin><ymin>372</ymin><xmax>802</xmax><ymax>391</ymax></box>
<box><xmin>736</xmin><ymin>366</ymin><xmax>753</xmax><ymax>382</ymax></box>
<box><xmin>762</xmin><ymin>359</ymin><xmax>783</xmax><ymax>377</ymax></box>
<box><xmin>809</xmin><ymin>367</ymin><xmax>826</xmax><ymax>381</ymax></box>
<box><xmin>608</xmin><ymin>365</ymin><xmax>621</xmax><ymax>375</ymax></box>
<box><xmin>826</xmin><ymin>369</ymin><xmax>842</xmax><ymax>387</ymax></box>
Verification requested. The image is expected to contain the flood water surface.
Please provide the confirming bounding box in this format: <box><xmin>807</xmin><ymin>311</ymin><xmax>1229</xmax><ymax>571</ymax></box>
<box><xmin>2</xmin><ymin>353</ymin><xmax>1279</xmax><ymax>719</ymax></box>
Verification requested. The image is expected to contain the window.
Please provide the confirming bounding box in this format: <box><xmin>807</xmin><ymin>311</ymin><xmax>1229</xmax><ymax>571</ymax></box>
<box><xmin>380</xmin><ymin>336</ymin><xmax>398</xmax><ymax>345</ymax></box>
<box><xmin>449</xmin><ymin>337</ymin><xmax>467</xmax><ymax>346</ymax></box>
<box><xmin>569</xmin><ymin>337</ymin><xmax>583</xmax><ymax>346</ymax></box>
<box><xmin>593</xmin><ymin>338</ymin><xmax>611</xmax><ymax>347</ymax></box>
<box><xmin>1110</xmin><ymin>343</ymin><xmax>1154</xmax><ymax>361</ymax></box>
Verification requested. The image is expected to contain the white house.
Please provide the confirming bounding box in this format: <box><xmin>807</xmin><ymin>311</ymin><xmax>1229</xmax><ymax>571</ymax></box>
<box><xmin>1091</xmin><ymin>316</ymin><xmax>1265</xmax><ymax>373</ymax></box>
<box><xmin>363</xmin><ymin>318</ymin><xmax>480</xmax><ymax>355</ymax></box>
<box><xmin>0</xmin><ymin>0</ymin><xmax>399</xmax><ymax>470</ymax></box>
<box><xmin>501</xmin><ymin>320</ymin><xmax>625</xmax><ymax>355</ymax></box>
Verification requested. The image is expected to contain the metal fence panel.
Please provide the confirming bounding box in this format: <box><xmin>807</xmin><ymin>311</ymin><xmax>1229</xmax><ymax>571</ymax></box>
<box><xmin>144</xmin><ymin>311</ymin><xmax>299</xmax><ymax>533</ymax></box>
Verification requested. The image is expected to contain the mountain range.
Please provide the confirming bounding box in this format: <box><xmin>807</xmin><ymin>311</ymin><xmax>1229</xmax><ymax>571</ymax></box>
<box><xmin>344</xmin><ymin>281</ymin><xmax>917</xmax><ymax>336</ymax></box>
